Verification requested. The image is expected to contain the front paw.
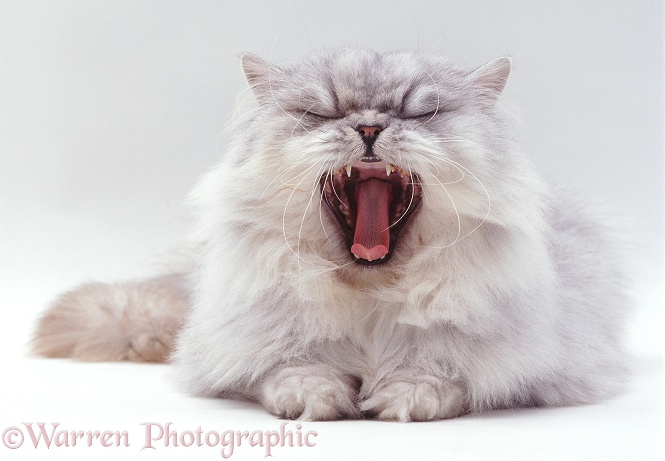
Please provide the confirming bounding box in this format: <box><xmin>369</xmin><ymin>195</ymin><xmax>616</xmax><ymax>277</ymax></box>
<box><xmin>259</xmin><ymin>364</ymin><xmax>361</xmax><ymax>421</ymax></box>
<box><xmin>361</xmin><ymin>375</ymin><xmax>467</xmax><ymax>422</ymax></box>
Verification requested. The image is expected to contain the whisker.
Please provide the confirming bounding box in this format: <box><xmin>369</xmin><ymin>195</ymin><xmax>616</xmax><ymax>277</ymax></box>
<box><xmin>280</xmin><ymin>161</ymin><xmax>322</xmax><ymax>186</ymax></box>
<box><xmin>280</xmin><ymin>164</ymin><xmax>318</xmax><ymax>262</ymax></box>
<box><xmin>438</xmin><ymin>157</ymin><xmax>491</xmax><ymax>243</ymax></box>
<box><xmin>290</xmin><ymin>102</ymin><xmax>318</xmax><ymax>138</ymax></box>
<box><xmin>297</xmin><ymin>154</ymin><xmax>333</xmax><ymax>269</ymax></box>
<box><xmin>422</xmin><ymin>71</ymin><xmax>440</xmax><ymax>124</ymax></box>
<box><xmin>330</xmin><ymin>259</ymin><xmax>358</xmax><ymax>270</ymax></box>
<box><xmin>318</xmin><ymin>170</ymin><xmax>334</xmax><ymax>243</ymax></box>
<box><xmin>431</xmin><ymin>136</ymin><xmax>481</xmax><ymax>147</ymax></box>
<box><xmin>260</xmin><ymin>156</ymin><xmax>321</xmax><ymax>200</ymax></box>
<box><xmin>384</xmin><ymin>162</ymin><xmax>416</xmax><ymax>231</ymax></box>
<box><xmin>291</xmin><ymin>0</ymin><xmax>314</xmax><ymax>50</ymax></box>
<box><xmin>423</xmin><ymin>167</ymin><xmax>462</xmax><ymax>247</ymax></box>
<box><xmin>420</xmin><ymin>156</ymin><xmax>491</xmax><ymax>249</ymax></box>
<box><xmin>413</xmin><ymin>151</ymin><xmax>441</xmax><ymax>176</ymax></box>
<box><xmin>329</xmin><ymin>171</ymin><xmax>345</xmax><ymax>206</ymax></box>
<box><xmin>414</xmin><ymin>151</ymin><xmax>465</xmax><ymax>184</ymax></box>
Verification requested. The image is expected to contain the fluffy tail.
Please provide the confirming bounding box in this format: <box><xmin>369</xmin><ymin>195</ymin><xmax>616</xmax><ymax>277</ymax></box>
<box><xmin>32</xmin><ymin>273</ymin><xmax>189</xmax><ymax>363</ymax></box>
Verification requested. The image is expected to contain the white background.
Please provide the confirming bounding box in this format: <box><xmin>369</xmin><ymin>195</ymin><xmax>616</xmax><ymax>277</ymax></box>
<box><xmin>0</xmin><ymin>1</ymin><xmax>662</xmax><ymax>460</ymax></box>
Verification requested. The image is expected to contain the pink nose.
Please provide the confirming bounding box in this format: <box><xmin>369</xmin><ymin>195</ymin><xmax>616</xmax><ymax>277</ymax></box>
<box><xmin>357</xmin><ymin>126</ymin><xmax>382</xmax><ymax>139</ymax></box>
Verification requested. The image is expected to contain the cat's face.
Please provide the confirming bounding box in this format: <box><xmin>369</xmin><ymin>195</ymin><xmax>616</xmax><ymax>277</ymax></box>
<box><xmin>240</xmin><ymin>48</ymin><xmax>525</xmax><ymax>268</ymax></box>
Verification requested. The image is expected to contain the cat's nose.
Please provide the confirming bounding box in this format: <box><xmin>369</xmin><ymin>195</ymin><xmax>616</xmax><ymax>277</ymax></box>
<box><xmin>357</xmin><ymin>125</ymin><xmax>382</xmax><ymax>142</ymax></box>
<box><xmin>357</xmin><ymin>125</ymin><xmax>383</xmax><ymax>162</ymax></box>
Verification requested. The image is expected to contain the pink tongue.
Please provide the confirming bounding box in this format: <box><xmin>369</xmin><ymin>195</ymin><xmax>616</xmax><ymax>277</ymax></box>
<box><xmin>351</xmin><ymin>179</ymin><xmax>391</xmax><ymax>261</ymax></box>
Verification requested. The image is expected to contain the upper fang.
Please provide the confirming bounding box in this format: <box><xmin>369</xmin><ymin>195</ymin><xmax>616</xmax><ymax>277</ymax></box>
<box><xmin>345</xmin><ymin>165</ymin><xmax>352</xmax><ymax>177</ymax></box>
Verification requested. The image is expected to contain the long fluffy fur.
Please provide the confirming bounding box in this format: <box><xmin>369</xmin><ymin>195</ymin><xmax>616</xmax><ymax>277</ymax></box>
<box><xmin>33</xmin><ymin>48</ymin><xmax>632</xmax><ymax>421</ymax></box>
<box><xmin>33</xmin><ymin>274</ymin><xmax>188</xmax><ymax>362</ymax></box>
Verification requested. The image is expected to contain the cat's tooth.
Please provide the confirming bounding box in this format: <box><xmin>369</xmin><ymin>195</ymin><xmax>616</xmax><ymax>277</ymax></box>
<box><xmin>386</xmin><ymin>163</ymin><xmax>392</xmax><ymax>176</ymax></box>
<box><xmin>345</xmin><ymin>165</ymin><xmax>352</xmax><ymax>177</ymax></box>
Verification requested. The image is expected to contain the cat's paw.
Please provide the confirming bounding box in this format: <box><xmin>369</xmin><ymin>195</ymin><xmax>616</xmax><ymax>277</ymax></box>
<box><xmin>361</xmin><ymin>375</ymin><xmax>467</xmax><ymax>422</ymax></box>
<box><xmin>259</xmin><ymin>365</ymin><xmax>360</xmax><ymax>421</ymax></box>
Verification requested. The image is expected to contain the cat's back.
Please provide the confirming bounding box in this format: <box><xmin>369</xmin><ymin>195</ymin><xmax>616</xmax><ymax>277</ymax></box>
<box><xmin>547</xmin><ymin>184</ymin><xmax>632</xmax><ymax>376</ymax></box>
<box><xmin>548</xmin><ymin>184</ymin><xmax>632</xmax><ymax>296</ymax></box>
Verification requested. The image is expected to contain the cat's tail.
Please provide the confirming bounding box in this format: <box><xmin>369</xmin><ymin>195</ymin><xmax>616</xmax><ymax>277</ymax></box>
<box><xmin>32</xmin><ymin>273</ymin><xmax>190</xmax><ymax>363</ymax></box>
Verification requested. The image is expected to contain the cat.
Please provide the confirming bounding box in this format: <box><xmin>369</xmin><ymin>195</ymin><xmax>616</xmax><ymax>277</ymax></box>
<box><xmin>33</xmin><ymin>48</ymin><xmax>632</xmax><ymax>422</ymax></box>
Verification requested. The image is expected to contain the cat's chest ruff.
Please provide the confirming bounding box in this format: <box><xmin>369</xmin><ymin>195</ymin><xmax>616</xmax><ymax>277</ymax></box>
<box><xmin>345</xmin><ymin>308</ymin><xmax>408</xmax><ymax>359</ymax></box>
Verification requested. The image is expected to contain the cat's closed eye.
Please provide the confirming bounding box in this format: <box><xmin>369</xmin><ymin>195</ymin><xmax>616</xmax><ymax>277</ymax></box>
<box><xmin>304</xmin><ymin>110</ymin><xmax>341</xmax><ymax>120</ymax></box>
<box><xmin>410</xmin><ymin>110</ymin><xmax>437</xmax><ymax>120</ymax></box>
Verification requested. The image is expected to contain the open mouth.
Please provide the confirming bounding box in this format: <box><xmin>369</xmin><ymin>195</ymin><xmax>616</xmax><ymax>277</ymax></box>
<box><xmin>320</xmin><ymin>160</ymin><xmax>422</xmax><ymax>265</ymax></box>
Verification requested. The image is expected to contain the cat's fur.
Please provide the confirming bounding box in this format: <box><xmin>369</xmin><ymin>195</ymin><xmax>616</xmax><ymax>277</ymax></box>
<box><xmin>33</xmin><ymin>48</ymin><xmax>632</xmax><ymax>421</ymax></box>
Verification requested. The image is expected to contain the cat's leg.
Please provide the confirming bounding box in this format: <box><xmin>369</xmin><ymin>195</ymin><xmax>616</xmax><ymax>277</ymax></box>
<box><xmin>258</xmin><ymin>364</ymin><xmax>361</xmax><ymax>421</ymax></box>
<box><xmin>360</xmin><ymin>371</ymin><xmax>467</xmax><ymax>422</ymax></box>
<box><xmin>32</xmin><ymin>274</ymin><xmax>189</xmax><ymax>362</ymax></box>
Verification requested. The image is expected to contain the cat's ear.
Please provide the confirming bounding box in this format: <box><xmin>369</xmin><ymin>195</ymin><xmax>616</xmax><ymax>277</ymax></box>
<box><xmin>240</xmin><ymin>53</ymin><xmax>282</xmax><ymax>104</ymax></box>
<box><xmin>468</xmin><ymin>57</ymin><xmax>512</xmax><ymax>100</ymax></box>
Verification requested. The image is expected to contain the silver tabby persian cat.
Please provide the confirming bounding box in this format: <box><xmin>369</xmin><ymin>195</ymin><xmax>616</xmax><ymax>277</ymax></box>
<box><xmin>33</xmin><ymin>48</ymin><xmax>631</xmax><ymax>422</ymax></box>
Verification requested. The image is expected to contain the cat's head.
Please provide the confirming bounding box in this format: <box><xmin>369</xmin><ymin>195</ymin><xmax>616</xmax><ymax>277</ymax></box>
<box><xmin>236</xmin><ymin>48</ymin><xmax>546</xmax><ymax>268</ymax></box>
